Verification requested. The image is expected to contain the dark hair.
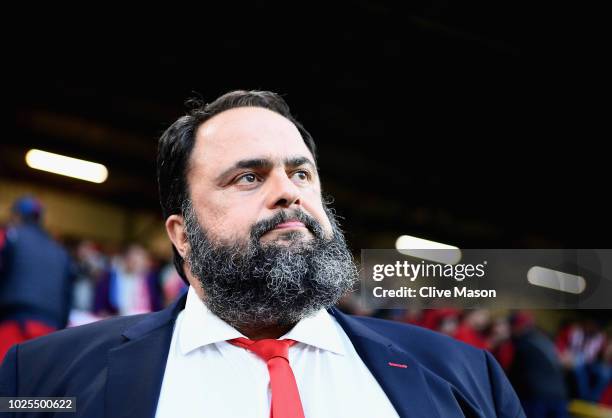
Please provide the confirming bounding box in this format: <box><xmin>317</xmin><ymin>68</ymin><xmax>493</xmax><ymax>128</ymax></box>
<box><xmin>157</xmin><ymin>90</ymin><xmax>317</xmax><ymax>282</ymax></box>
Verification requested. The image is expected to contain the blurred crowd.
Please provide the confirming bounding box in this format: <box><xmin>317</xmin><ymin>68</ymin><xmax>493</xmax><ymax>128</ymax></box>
<box><xmin>0</xmin><ymin>196</ymin><xmax>187</xmax><ymax>360</ymax></box>
<box><xmin>358</xmin><ymin>307</ymin><xmax>612</xmax><ymax>415</ymax></box>
<box><xmin>1</xmin><ymin>195</ymin><xmax>610</xmax><ymax>417</ymax></box>
<box><xmin>69</xmin><ymin>240</ymin><xmax>187</xmax><ymax>322</ymax></box>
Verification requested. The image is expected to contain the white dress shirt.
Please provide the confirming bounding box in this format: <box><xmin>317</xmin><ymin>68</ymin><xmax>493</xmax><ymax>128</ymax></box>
<box><xmin>155</xmin><ymin>286</ymin><xmax>399</xmax><ymax>418</ymax></box>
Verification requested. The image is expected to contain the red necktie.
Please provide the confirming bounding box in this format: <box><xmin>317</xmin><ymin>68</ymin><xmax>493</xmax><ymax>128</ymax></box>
<box><xmin>228</xmin><ymin>337</ymin><xmax>305</xmax><ymax>418</ymax></box>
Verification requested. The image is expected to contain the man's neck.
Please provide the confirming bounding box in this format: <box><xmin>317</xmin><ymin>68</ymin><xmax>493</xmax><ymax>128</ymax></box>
<box><xmin>235</xmin><ymin>323</ymin><xmax>296</xmax><ymax>340</ymax></box>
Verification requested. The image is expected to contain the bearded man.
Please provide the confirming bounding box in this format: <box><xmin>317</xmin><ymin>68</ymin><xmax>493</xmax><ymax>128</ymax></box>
<box><xmin>0</xmin><ymin>90</ymin><xmax>525</xmax><ymax>418</ymax></box>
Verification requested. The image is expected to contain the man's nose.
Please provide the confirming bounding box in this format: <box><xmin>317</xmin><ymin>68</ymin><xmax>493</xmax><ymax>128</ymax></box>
<box><xmin>265</xmin><ymin>171</ymin><xmax>301</xmax><ymax>209</ymax></box>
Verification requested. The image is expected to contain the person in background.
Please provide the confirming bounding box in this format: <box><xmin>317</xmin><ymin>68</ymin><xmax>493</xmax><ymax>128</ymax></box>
<box><xmin>433</xmin><ymin>309</ymin><xmax>461</xmax><ymax>336</ymax></box>
<box><xmin>453</xmin><ymin>309</ymin><xmax>492</xmax><ymax>350</ymax></box>
<box><xmin>65</xmin><ymin>240</ymin><xmax>110</xmax><ymax>327</ymax></box>
<box><xmin>508</xmin><ymin>311</ymin><xmax>568</xmax><ymax>418</ymax></box>
<box><xmin>159</xmin><ymin>261</ymin><xmax>187</xmax><ymax>307</ymax></box>
<box><xmin>73</xmin><ymin>240</ymin><xmax>107</xmax><ymax>312</ymax></box>
<box><xmin>556</xmin><ymin>319</ymin><xmax>609</xmax><ymax>402</ymax></box>
<box><xmin>0</xmin><ymin>196</ymin><xmax>74</xmax><ymax>361</ymax></box>
<box><xmin>599</xmin><ymin>341</ymin><xmax>612</xmax><ymax>407</ymax></box>
<box><xmin>489</xmin><ymin>316</ymin><xmax>515</xmax><ymax>372</ymax></box>
<box><xmin>590</xmin><ymin>339</ymin><xmax>612</xmax><ymax>406</ymax></box>
<box><xmin>93</xmin><ymin>244</ymin><xmax>162</xmax><ymax>316</ymax></box>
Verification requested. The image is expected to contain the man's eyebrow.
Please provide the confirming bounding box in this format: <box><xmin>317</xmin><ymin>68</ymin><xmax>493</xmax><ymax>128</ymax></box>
<box><xmin>284</xmin><ymin>156</ymin><xmax>316</xmax><ymax>169</ymax></box>
<box><xmin>215</xmin><ymin>158</ymin><xmax>273</xmax><ymax>183</ymax></box>
<box><xmin>215</xmin><ymin>156</ymin><xmax>317</xmax><ymax>183</ymax></box>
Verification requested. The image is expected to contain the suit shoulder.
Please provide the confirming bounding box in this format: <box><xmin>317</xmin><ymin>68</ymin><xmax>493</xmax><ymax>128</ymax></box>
<box><xmin>19</xmin><ymin>313</ymin><xmax>149</xmax><ymax>356</ymax></box>
<box><xmin>8</xmin><ymin>312</ymin><xmax>171</xmax><ymax>397</ymax></box>
<box><xmin>350</xmin><ymin>314</ymin><xmax>484</xmax><ymax>360</ymax></box>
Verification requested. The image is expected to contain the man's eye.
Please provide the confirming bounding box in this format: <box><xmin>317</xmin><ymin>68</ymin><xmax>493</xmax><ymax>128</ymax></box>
<box><xmin>235</xmin><ymin>173</ymin><xmax>258</xmax><ymax>184</ymax></box>
<box><xmin>292</xmin><ymin>170</ymin><xmax>310</xmax><ymax>182</ymax></box>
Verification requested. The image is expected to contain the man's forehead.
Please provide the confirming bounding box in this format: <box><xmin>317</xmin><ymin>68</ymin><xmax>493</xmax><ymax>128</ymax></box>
<box><xmin>192</xmin><ymin>107</ymin><xmax>313</xmax><ymax>169</ymax></box>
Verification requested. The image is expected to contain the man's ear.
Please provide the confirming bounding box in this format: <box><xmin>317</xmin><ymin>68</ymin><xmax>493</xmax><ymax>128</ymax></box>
<box><xmin>165</xmin><ymin>214</ymin><xmax>189</xmax><ymax>259</ymax></box>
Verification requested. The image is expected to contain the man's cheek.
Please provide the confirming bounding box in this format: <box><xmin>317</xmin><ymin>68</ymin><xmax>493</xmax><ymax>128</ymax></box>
<box><xmin>320</xmin><ymin>214</ymin><xmax>334</xmax><ymax>238</ymax></box>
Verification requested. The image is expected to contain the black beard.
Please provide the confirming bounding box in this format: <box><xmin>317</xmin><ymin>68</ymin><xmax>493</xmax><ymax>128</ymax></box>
<box><xmin>183</xmin><ymin>201</ymin><xmax>358</xmax><ymax>329</ymax></box>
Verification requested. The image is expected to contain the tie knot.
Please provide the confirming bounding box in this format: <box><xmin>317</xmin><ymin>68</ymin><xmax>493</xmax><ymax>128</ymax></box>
<box><xmin>228</xmin><ymin>337</ymin><xmax>297</xmax><ymax>362</ymax></box>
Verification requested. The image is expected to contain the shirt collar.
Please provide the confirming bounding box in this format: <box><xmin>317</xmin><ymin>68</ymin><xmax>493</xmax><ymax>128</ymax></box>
<box><xmin>282</xmin><ymin>307</ymin><xmax>346</xmax><ymax>355</ymax></box>
<box><xmin>178</xmin><ymin>286</ymin><xmax>345</xmax><ymax>356</ymax></box>
<box><xmin>178</xmin><ymin>286</ymin><xmax>245</xmax><ymax>355</ymax></box>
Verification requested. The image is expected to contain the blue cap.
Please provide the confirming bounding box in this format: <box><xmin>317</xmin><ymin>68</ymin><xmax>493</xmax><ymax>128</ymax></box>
<box><xmin>12</xmin><ymin>196</ymin><xmax>43</xmax><ymax>221</ymax></box>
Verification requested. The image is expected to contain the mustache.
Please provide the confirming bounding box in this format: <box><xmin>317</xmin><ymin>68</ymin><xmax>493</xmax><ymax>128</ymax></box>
<box><xmin>250</xmin><ymin>209</ymin><xmax>325</xmax><ymax>241</ymax></box>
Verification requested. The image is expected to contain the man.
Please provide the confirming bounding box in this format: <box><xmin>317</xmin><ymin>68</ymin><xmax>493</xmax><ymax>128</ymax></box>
<box><xmin>0</xmin><ymin>196</ymin><xmax>73</xmax><ymax>362</ymax></box>
<box><xmin>0</xmin><ymin>91</ymin><xmax>525</xmax><ymax>418</ymax></box>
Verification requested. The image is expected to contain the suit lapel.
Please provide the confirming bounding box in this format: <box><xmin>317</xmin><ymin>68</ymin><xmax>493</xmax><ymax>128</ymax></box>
<box><xmin>328</xmin><ymin>307</ymin><xmax>442</xmax><ymax>418</ymax></box>
<box><xmin>105</xmin><ymin>293</ymin><xmax>187</xmax><ymax>418</ymax></box>
<box><xmin>104</xmin><ymin>296</ymin><xmax>442</xmax><ymax>418</ymax></box>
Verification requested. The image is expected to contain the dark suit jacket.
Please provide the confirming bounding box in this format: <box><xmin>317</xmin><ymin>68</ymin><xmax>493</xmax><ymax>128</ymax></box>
<box><xmin>0</xmin><ymin>224</ymin><xmax>73</xmax><ymax>328</ymax></box>
<box><xmin>0</xmin><ymin>294</ymin><xmax>525</xmax><ymax>418</ymax></box>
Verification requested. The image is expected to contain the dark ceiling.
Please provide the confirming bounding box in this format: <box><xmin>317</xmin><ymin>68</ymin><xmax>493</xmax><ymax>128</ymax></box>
<box><xmin>4</xmin><ymin>3</ymin><xmax>606</xmax><ymax>250</ymax></box>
